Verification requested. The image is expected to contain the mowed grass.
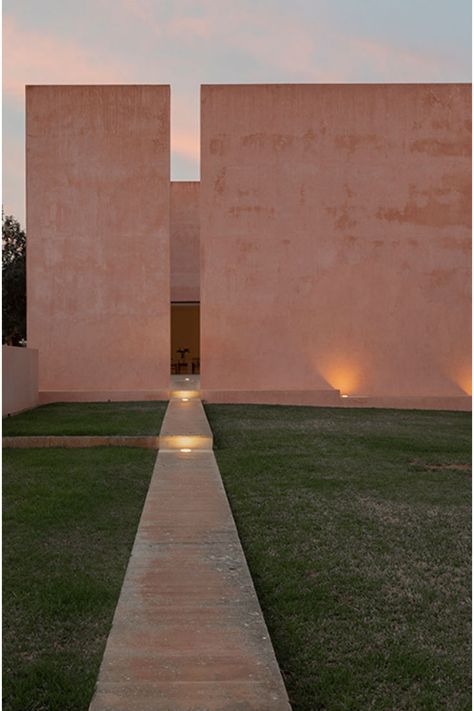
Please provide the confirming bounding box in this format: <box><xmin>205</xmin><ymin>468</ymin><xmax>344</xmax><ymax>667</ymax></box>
<box><xmin>2</xmin><ymin>401</ymin><xmax>167</xmax><ymax>436</ymax></box>
<box><xmin>205</xmin><ymin>404</ymin><xmax>471</xmax><ymax>711</ymax></box>
<box><xmin>3</xmin><ymin>447</ymin><xmax>156</xmax><ymax>711</ymax></box>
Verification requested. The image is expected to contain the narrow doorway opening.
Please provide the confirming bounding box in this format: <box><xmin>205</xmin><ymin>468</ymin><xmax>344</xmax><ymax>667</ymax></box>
<box><xmin>171</xmin><ymin>302</ymin><xmax>200</xmax><ymax>374</ymax></box>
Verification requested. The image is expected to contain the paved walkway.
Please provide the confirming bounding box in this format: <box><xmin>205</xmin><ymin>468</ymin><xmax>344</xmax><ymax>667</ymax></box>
<box><xmin>89</xmin><ymin>377</ymin><xmax>291</xmax><ymax>711</ymax></box>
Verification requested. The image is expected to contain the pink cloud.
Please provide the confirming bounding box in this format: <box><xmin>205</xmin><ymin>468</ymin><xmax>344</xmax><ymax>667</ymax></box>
<box><xmin>171</xmin><ymin>93</ymin><xmax>200</xmax><ymax>163</ymax></box>
<box><xmin>171</xmin><ymin>128</ymin><xmax>200</xmax><ymax>162</ymax></box>
<box><xmin>3</xmin><ymin>0</ymin><xmax>465</xmax><ymax>225</ymax></box>
<box><xmin>95</xmin><ymin>0</ymin><xmax>452</xmax><ymax>82</ymax></box>
<box><xmin>3</xmin><ymin>16</ymin><xmax>132</xmax><ymax>104</ymax></box>
<box><xmin>345</xmin><ymin>35</ymin><xmax>444</xmax><ymax>77</ymax></box>
<box><xmin>167</xmin><ymin>15</ymin><xmax>213</xmax><ymax>40</ymax></box>
<box><xmin>107</xmin><ymin>0</ymin><xmax>167</xmax><ymax>34</ymax></box>
<box><xmin>220</xmin><ymin>5</ymin><xmax>447</xmax><ymax>81</ymax></box>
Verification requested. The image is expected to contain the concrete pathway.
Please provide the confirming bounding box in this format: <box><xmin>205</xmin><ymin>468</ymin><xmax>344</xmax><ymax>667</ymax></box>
<box><xmin>89</xmin><ymin>377</ymin><xmax>291</xmax><ymax>711</ymax></box>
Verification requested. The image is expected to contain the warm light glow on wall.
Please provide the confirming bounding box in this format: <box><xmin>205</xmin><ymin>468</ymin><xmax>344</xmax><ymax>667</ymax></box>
<box><xmin>452</xmin><ymin>366</ymin><xmax>472</xmax><ymax>395</ymax></box>
<box><xmin>319</xmin><ymin>359</ymin><xmax>363</xmax><ymax>396</ymax></box>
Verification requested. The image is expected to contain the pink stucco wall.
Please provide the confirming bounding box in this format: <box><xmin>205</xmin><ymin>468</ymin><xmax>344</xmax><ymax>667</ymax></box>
<box><xmin>171</xmin><ymin>181</ymin><xmax>200</xmax><ymax>302</ymax></box>
<box><xmin>2</xmin><ymin>346</ymin><xmax>39</xmax><ymax>415</ymax></box>
<box><xmin>26</xmin><ymin>85</ymin><xmax>170</xmax><ymax>399</ymax></box>
<box><xmin>200</xmin><ymin>84</ymin><xmax>471</xmax><ymax>407</ymax></box>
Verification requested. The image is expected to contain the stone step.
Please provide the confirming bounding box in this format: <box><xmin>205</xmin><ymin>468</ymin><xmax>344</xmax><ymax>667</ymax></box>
<box><xmin>159</xmin><ymin>398</ymin><xmax>213</xmax><ymax>451</ymax></box>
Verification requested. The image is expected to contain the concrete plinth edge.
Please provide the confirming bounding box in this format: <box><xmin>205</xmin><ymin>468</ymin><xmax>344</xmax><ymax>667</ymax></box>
<box><xmin>38</xmin><ymin>391</ymin><xmax>169</xmax><ymax>404</ymax></box>
<box><xmin>201</xmin><ymin>388</ymin><xmax>340</xmax><ymax>406</ymax></box>
<box><xmin>201</xmin><ymin>390</ymin><xmax>471</xmax><ymax>411</ymax></box>
<box><xmin>341</xmin><ymin>395</ymin><xmax>471</xmax><ymax>411</ymax></box>
<box><xmin>3</xmin><ymin>435</ymin><xmax>160</xmax><ymax>449</ymax></box>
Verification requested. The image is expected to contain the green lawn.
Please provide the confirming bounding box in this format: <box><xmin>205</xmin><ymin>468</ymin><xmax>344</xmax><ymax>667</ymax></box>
<box><xmin>2</xmin><ymin>401</ymin><xmax>167</xmax><ymax>437</ymax></box>
<box><xmin>3</xmin><ymin>447</ymin><xmax>156</xmax><ymax>711</ymax></box>
<box><xmin>205</xmin><ymin>404</ymin><xmax>471</xmax><ymax>711</ymax></box>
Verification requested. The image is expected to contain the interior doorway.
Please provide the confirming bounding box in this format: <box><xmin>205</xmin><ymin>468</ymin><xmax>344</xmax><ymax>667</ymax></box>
<box><xmin>171</xmin><ymin>302</ymin><xmax>200</xmax><ymax>374</ymax></box>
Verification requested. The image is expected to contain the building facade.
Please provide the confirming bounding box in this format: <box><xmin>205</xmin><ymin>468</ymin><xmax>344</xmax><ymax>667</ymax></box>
<box><xmin>26</xmin><ymin>83</ymin><xmax>471</xmax><ymax>409</ymax></box>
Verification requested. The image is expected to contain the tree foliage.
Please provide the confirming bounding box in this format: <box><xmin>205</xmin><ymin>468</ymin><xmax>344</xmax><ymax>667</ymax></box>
<box><xmin>3</xmin><ymin>213</ymin><xmax>26</xmax><ymax>345</ymax></box>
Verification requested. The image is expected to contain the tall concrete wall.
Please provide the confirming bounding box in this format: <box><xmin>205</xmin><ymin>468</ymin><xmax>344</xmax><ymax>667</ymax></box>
<box><xmin>171</xmin><ymin>181</ymin><xmax>200</xmax><ymax>302</ymax></box>
<box><xmin>26</xmin><ymin>85</ymin><xmax>170</xmax><ymax>400</ymax></box>
<box><xmin>2</xmin><ymin>346</ymin><xmax>39</xmax><ymax>415</ymax></box>
<box><xmin>201</xmin><ymin>84</ymin><xmax>471</xmax><ymax>407</ymax></box>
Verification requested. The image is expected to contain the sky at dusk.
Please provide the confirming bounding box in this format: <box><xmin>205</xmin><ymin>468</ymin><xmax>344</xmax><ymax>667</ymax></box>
<box><xmin>3</xmin><ymin>0</ymin><xmax>472</xmax><ymax>225</ymax></box>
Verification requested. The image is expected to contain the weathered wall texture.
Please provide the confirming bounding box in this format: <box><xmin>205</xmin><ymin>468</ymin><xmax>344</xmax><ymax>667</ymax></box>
<box><xmin>171</xmin><ymin>181</ymin><xmax>200</xmax><ymax>302</ymax></box>
<box><xmin>27</xmin><ymin>85</ymin><xmax>170</xmax><ymax>399</ymax></box>
<box><xmin>3</xmin><ymin>346</ymin><xmax>39</xmax><ymax>415</ymax></box>
<box><xmin>200</xmin><ymin>84</ymin><xmax>471</xmax><ymax>407</ymax></box>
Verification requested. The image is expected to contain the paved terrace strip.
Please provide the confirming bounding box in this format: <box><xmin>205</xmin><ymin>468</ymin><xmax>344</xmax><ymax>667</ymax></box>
<box><xmin>89</xmin><ymin>381</ymin><xmax>291</xmax><ymax>711</ymax></box>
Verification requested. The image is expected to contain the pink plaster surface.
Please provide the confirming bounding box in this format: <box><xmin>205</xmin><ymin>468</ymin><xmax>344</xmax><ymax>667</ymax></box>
<box><xmin>2</xmin><ymin>346</ymin><xmax>39</xmax><ymax>415</ymax></box>
<box><xmin>200</xmin><ymin>84</ymin><xmax>471</xmax><ymax>401</ymax></box>
<box><xmin>26</xmin><ymin>85</ymin><xmax>170</xmax><ymax>395</ymax></box>
<box><xmin>170</xmin><ymin>181</ymin><xmax>200</xmax><ymax>302</ymax></box>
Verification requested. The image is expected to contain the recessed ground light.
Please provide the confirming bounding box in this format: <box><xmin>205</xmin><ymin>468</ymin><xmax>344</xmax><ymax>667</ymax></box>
<box><xmin>182</xmin><ymin>397</ymin><xmax>189</xmax><ymax>402</ymax></box>
<box><xmin>341</xmin><ymin>394</ymin><xmax>349</xmax><ymax>398</ymax></box>
<box><xmin>180</xmin><ymin>448</ymin><xmax>192</xmax><ymax>453</ymax></box>
<box><xmin>185</xmin><ymin>377</ymin><xmax>190</xmax><ymax>381</ymax></box>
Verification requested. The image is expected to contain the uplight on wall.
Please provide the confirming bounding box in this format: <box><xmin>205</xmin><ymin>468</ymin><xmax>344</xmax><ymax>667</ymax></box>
<box><xmin>452</xmin><ymin>366</ymin><xmax>472</xmax><ymax>396</ymax></box>
<box><xmin>319</xmin><ymin>357</ymin><xmax>363</xmax><ymax>397</ymax></box>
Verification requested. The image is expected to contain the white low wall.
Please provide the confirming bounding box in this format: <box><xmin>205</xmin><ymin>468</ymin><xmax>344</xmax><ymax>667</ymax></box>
<box><xmin>2</xmin><ymin>345</ymin><xmax>39</xmax><ymax>416</ymax></box>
